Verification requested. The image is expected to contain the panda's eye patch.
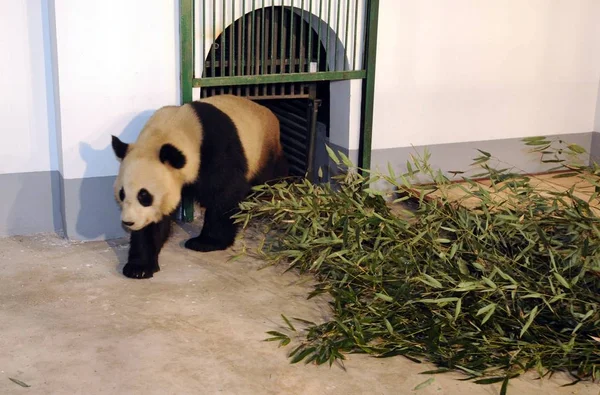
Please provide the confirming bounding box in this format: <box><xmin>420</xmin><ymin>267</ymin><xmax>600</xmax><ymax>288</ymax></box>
<box><xmin>119</xmin><ymin>187</ymin><xmax>125</xmax><ymax>201</ymax></box>
<box><xmin>137</xmin><ymin>188</ymin><xmax>153</xmax><ymax>207</ymax></box>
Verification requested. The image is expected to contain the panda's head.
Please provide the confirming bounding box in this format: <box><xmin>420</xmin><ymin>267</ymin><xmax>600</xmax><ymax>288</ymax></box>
<box><xmin>111</xmin><ymin>135</ymin><xmax>186</xmax><ymax>231</ymax></box>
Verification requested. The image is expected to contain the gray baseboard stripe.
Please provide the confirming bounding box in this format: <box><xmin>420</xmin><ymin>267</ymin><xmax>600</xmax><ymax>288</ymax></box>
<box><xmin>0</xmin><ymin>171</ymin><xmax>63</xmax><ymax>237</ymax></box>
<box><xmin>61</xmin><ymin>176</ymin><xmax>126</xmax><ymax>241</ymax></box>
<box><xmin>319</xmin><ymin>132</ymin><xmax>597</xmax><ymax>196</ymax></box>
<box><xmin>371</xmin><ymin>132</ymin><xmax>593</xmax><ymax>178</ymax></box>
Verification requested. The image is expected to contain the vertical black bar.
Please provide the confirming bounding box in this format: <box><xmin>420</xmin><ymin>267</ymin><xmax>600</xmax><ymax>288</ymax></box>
<box><xmin>241</xmin><ymin>0</ymin><xmax>245</xmax><ymax>75</ymax></box>
<box><xmin>317</xmin><ymin>0</ymin><xmax>323</xmax><ymax>71</ymax></box>
<box><xmin>230</xmin><ymin>0</ymin><xmax>235</xmax><ymax>76</ymax></box>
<box><xmin>221</xmin><ymin>0</ymin><xmax>226</xmax><ymax>77</ymax></box>
<box><xmin>344</xmin><ymin>0</ymin><xmax>350</xmax><ymax>71</ymax></box>
<box><xmin>326</xmin><ymin>0</ymin><xmax>330</xmax><ymax>71</ymax></box>
<box><xmin>308</xmin><ymin>0</ymin><xmax>312</xmax><ymax>72</ymax></box>
<box><xmin>352</xmin><ymin>0</ymin><xmax>358</xmax><ymax>70</ymax></box>
<box><xmin>270</xmin><ymin>2</ymin><xmax>275</xmax><ymax>77</ymax></box>
<box><xmin>202</xmin><ymin>0</ymin><xmax>206</xmax><ymax>77</ymax></box>
<box><xmin>212</xmin><ymin>0</ymin><xmax>216</xmax><ymax>77</ymax></box>
<box><xmin>335</xmin><ymin>0</ymin><xmax>341</xmax><ymax>71</ymax></box>
<box><xmin>300</xmin><ymin>0</ymin><xmax>304</xmax><ymax>72</ymax></box>
<box><xmin>261</xmin><ymin>0</ymin><xmax>266</xmax><ymax>75</ymax></box>
<box><xmin>280</xmin><ymin>0</ymin><xmax>286</xmax><ymax>76</ymax></box>
<box><xmin>251</xmin><ymin>0</ymin><xmax>255</xmax><ymax>74</ymax></box>
<box><xmin>255</xmin><ymin>10</ymin><xmax>260</xmax><ymax>75</ymax></box>
<box><xmin>289</xmin><ymin>0</ymin><xmax>294</xmax><ymax>73</ymax></box>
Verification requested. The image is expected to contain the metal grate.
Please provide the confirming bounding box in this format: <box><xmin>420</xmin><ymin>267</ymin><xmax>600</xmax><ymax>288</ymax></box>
<box><xmin>193</xmin><ymin>0</ymin><xmax>367</xmax><ymax>90</ymax></box>
<box><xmin>179</xmin><ymin>0</ymin><xmax>381</xmax><ymax>222</ymax></box>
<box><xmin>256</xmin><ymin>98</ymin><xmax>321</xmax><ymax>177</ymax></box>
<box><xmin>200</xmin><ymin>5</ymin><xmax>328</xmax><ymax>99</ymax></box>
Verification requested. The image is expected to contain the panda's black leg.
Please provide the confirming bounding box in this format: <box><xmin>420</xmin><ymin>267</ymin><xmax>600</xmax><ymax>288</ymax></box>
<box><xmin>123</xmin><ymin>217</ymin><xmax>172</xmax><ymax>279</ymax></box>
<box><xmin>184</xmin><ymin>206</ymin><xmax>239</xmax><ymax>252</ymax></box>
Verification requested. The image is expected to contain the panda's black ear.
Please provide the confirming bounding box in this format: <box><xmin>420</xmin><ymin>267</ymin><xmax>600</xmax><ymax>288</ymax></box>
<box><xmin>159</xmin><ymin>143</ymin><xmax>186</xmax><ymax>169</ymax></box>
<box><xmin>111</xmin><ymin>135</ymin><xmax>129</xmax><ymax>160</ymax></box>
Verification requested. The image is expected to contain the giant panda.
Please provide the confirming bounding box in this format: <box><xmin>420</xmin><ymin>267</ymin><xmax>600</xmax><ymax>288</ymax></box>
<box><xmin>111</xmin><ymin>94</ymin><xmax>288</xmax><ymax>279</ymax></box>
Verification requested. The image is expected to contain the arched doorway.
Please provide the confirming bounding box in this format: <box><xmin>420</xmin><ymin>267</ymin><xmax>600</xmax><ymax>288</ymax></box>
<box><xmin>179</xmin><ymin>0</ymin><xmax>380</xmax><ymax>221</ymax></box>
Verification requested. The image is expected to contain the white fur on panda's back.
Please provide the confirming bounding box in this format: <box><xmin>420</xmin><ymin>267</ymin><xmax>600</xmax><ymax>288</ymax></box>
<box><xmin>131</xmin><ymin>95</ymin><xmax>279</xmax><ymax>186</ymax></box>
<box><xmin>200</xmin><ymin>95</ymin><xmax>281</xmax><ymax>180</ymax></box>
<box><xmin>133</xmin><ymin>104</ymin><xmax>202</xmax><ymax>186</ymax></box>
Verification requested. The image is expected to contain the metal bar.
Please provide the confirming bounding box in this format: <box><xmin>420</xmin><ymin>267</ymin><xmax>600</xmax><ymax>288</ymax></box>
<box><xmin>237</xmin><ymin>2</ymin><xmax>243</xmax><ymax>93</ymax></box>
<box><xmin>221</xmin><ymin>0</ymin><xmax>226</xmax><ymax>76</ymax></box>
<box><xmin>344</xmin><ymin>0</ymin><xmax>350</xmax><ymax>71</ymax></box>
<box><xmin>193</xmin><ymin>70</ymin><xmax>366</xmax><ymax>86</ymax></box>
<box><xmin>179</xmin><ymin>0</ymin><xmax>194</xmax><ymax>222</ymax></box>
<box><xmin>271</xmin><ymin>5</ymin><xmax>277</xmax><ymax>94</ymax></box>
<box><xmin>270</xmin><ymin>2</ymin><xmax>275</xmax><ymax>75</ymax></box>
<box><xmin>307</xmin><ymin>0</ymin><xmax>312</xmax><ymax>71</ymax></box>
<box><xmin>359</xmin><ymin>0</ymin><xmax>380</xmax><ymax>172</ymax></box>
<box><xmin>353</xmin><ymin>0</ymin><xmax>358</xmax><ymax>70</ymax></box>
<box><xmin>326</xmin><ymin>0</ymin><xmax>331</xmax><ymax>71</ymax></box>
<box><xmin>237</xmin><ymin>1</ymin><xmax>242</xmax><ymax>77</ymax></box>
<box><xmin>212</xmin><ymin>0</ymin><xmax>216</xmax><ymax>77</ymax></box>
<box><xmin>230</xmin><ymin>0</ymin><xmax>235</xmax><ymax>76</ymax></box>
<box><xmin>317</xmin><ymin>0</ymin><xmax>322</xmax><ymax>71</ymax></box>
<box><xmin>242</xmin><ymin>0</ymin><xmax>245</xmax><ymax>75</ymax></box>
<box><xmin>180</xmin><ymin>0</ymin><xmax>194</xmax><ymax>103</ymax></box>
<box><xmin>202</xmin><ymin>0</ymin><xmax>206</xmax><ymax>77</ymax></box>
<box><xmin>246</xmin><ymin>4</ymin><xmax>251</xmax><ymax>76</ymax></box>
<box><xmin>306</xmin><ymin>99</ymin><xmax>321</xmax><ymax>181</ymax></box>
<box><xmin>251</xmin><ymin>0</ymin><xmax>255</xmax><ymax>74</ymax></box>
<box><xmin>335</xmin><ymin>0</ymin><xmax>341</xmax><ymax>71</ymax></box>
<box><xmin>280</xmin><ymin>1</ymin><xmax>285</xmax><ymax>75</ymax></box>
<box><xmin>289</xmin><ymin>0</ymin><xmax>294</xmax><ymax>73</ymax></box>
<box><xmin>261</xmin><ymin>0</ymin><xmax>266</xmax><ymax>75</ymax></box>
<box><xmin>300</xmin><ymin>0</ymin><xmax>304</xmax><ymax>72</ymax></box>
<box><xmin>263</xmin><ymin>5</ymin><xmax>268</xmax><ymax>94</ymax></box>
<box><xmin>255</xmin><ymin>10</ymin><xmax>260</xmax><ymax>76</ymax></box>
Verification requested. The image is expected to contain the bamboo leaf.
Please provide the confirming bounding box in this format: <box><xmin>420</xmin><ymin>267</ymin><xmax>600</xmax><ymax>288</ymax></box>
<box><xmin>237</xmin><ymin>139</ymin><xmax>600</xmax><ymax>383</ymax></box>
<box><xmin>281</xmin><ymin>314</ymin><xmax>296</xmax><ymax>332</ymax></box>
<box><xmin>325</xmin><ymin>145</ymin><xmax>340</xmax><ymax>165</ymax></box>
<box><xmin>375</xmin><ymin>293</ymin><xmax>394</xmax><ymax>302</ymax></box>
<box><xmin>567</xmin><ymin>144</ymin><xmax>587</xmax><ymax>154</ymax></box>
<box><xmin>9</xmin><ymin>378</ymin><xmax>30</xmax><ymax>388</ymax></box>
<box><xmin>413</xmin><ymin>377</ymin><xmax>435</xmax><ymax>390</ymax></box>
<box><xmin>520</xmin><ymin>306</ymin><xmax>539</xmax><ymax>338</ymax></box>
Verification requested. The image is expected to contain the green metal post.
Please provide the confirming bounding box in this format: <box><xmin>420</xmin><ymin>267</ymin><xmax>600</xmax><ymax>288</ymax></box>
<box><xmin>358</xmin><ymin>0</ymin><xmax>379</xmax><ymax>173</ymax></box>
<box><xmin>180</xmin><ymin>0</ymin><xmax>195</xmax><ymax>222</ymax></box>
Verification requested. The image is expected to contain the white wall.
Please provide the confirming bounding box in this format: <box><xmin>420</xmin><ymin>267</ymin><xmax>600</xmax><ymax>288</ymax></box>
<box><xmin>372</xmin><ymin>0</ymin><xmax>600</xmax><ymax>150</ymax></box>
<box><xmin>53</xmin><ymin>0</ymin><xmax>180</xmax><ymax>180</ymax></box>
<box><xmin>3</xmin><ymin>0</ymin><xmax>600</xmax><ymax>178</ymax></box>
<box><xmin>0</xmin><ymin>1</ymin><xmax>56</xmax><ymax>175</ymax></box>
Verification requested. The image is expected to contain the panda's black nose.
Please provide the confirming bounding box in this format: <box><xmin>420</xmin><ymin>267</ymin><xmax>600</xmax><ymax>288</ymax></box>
<box><xmin>122</xmin><ymin>221</ymin><xmax>134</xmax><ymax>227</ymax></box>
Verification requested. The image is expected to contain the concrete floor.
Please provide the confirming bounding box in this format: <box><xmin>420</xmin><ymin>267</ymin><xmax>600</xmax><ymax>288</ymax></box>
<box><xmin>1</xmin><ymin>223</ymin><xmax>599</xmax><ymax>395</ymax></box>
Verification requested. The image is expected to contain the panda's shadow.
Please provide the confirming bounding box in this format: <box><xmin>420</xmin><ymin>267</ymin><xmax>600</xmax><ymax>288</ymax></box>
<box><xmin>170</xmin><ymin>209</ymin><xmax>205</xmax><ymax>249</ymax></box>
<box><xmin>105</xmin><ymin>237</ymin><xmax>130</xmax><ymax>275</ymax></box>
<box><xmin>77</xmin><ymin>111</ymin><xmax>156</xmax><ymax>240</ymax></box>
<box><xmin>77</xmin><ymin>111</ymin><xmax>155</xmax><ymax>276</ymax></box>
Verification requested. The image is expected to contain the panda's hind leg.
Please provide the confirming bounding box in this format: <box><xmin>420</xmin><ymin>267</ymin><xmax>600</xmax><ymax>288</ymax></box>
<box><xmin>184</xmin><ymin>206</ymin><xmax>239</xmax><ymax>252</ymax></box>
<box><xmin>184</xmin><ymin>178</ymin><xmax>247</xmax><ymax>252</ymax></box>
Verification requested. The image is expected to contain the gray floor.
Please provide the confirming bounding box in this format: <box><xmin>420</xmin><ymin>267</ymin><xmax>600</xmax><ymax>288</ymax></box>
<box><xmin>1</xmin><ymin>224</ymin><xmax>598</xmax><ymax>395</ymax></box>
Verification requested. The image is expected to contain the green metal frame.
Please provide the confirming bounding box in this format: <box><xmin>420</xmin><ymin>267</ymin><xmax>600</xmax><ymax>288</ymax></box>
<box><xmin>178</xmin><ymin>0</ymin><xmax>379</xmax><ymax>222</ymax></box>
<box><xmin>358</xmin><ymin>0</ymin><xmax>378</xmax><ymax>172</ymax></box>
<box><xmin>194</xmin><ymin>70</ymin><xmax>366</xmax><ymax>87</ymax></box>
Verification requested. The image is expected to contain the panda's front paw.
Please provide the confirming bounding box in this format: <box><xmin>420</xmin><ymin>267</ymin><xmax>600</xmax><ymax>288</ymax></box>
<box><xmin>184</xmin><ymin>236</ymin><xmax>229</xmax><ymax>252</ymax></box>
<box><xmin>123</xmin><ymin>262</ymin><xmax>159</xmax><ymax>279</ymax></box>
